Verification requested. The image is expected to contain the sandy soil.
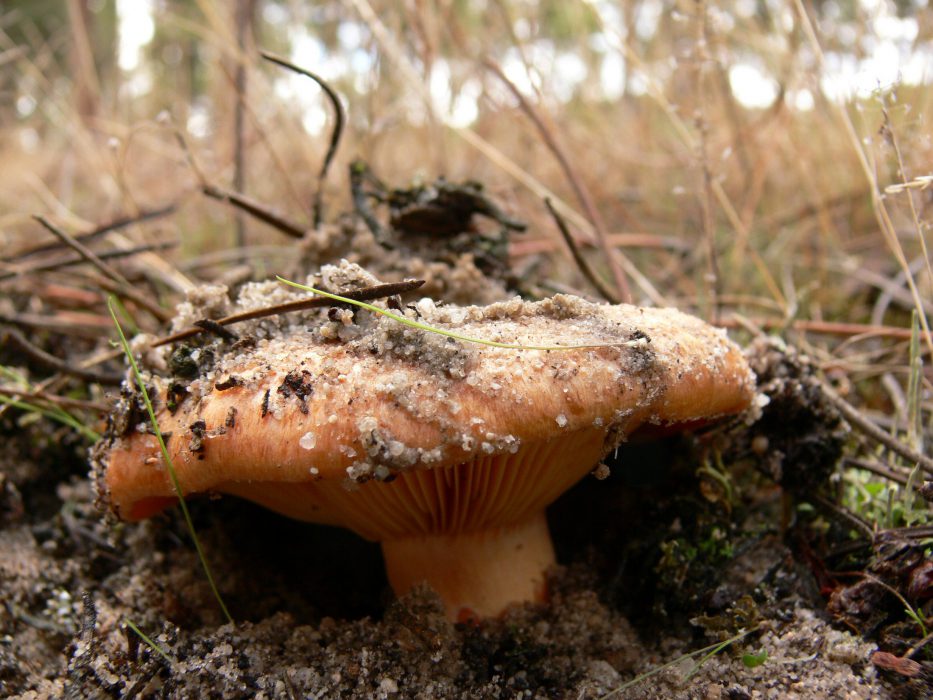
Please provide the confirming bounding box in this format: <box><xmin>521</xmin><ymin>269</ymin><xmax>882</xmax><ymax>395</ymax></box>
<box><xmin>0</xmin><ymin>236</ymin><xmax>925</xmax><ymax>699</ymax></box>
<box><xmin>0</xmin><ymin>414</ymin><xmax>915</xmax><ymax>698</ymax></box>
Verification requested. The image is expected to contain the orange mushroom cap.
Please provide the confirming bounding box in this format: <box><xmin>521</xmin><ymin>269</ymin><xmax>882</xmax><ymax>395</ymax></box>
<box><xmin>92</xmin><ymin>269</ymin><xmax>756</xmax><ymax>619</ymax></box>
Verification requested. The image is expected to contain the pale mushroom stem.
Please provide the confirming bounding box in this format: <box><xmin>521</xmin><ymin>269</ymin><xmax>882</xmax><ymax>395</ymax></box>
<box><xmin>381</xmin><ymin>512</ymin><xmax>555</xmax><ymax>620</ymax></box>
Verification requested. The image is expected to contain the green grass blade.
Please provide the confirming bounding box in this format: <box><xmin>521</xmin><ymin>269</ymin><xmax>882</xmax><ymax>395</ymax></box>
<box><xmin>601</xmin><ymin>626</ymin><xmax>759</xmax><ymax>697</ymax></box>
<box><xmin>904</xmin><ymin>310</ymin><xmax>924</xmax><ymax>515</ymax></box>
<box><xmin>124</xmin><ymin>618</ymin><xmax>174</xmax><ymax>664</ymax></box>
<box><xmin>1</xmin><ymin>365</ymin><xmax>100</xmax><ymax>440</ymax></box>
<box><xmin>0</xmin><ymin>390</ymin><xmax>100</xmax><ymax>442</ymax></box>
<box><xmin>276</xmin><ymin>276</ymin><xmax>640</xmax><ymax>351</ymax></box>
<box><xmin>107</xmin><ymin>297</ymin><xmax>233</xmax><ymax>625</ymax></box>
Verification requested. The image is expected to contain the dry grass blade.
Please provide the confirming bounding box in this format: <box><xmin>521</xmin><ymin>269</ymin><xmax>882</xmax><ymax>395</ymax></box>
<box><xmin>0</xmin><ymin>241</ymin><xmax>178</xmax><ymax>283</ymax></box>
<box><xmin>261</xmin><ymin>51</ymin><xmax>346</xmax><ymax>229</ymax></box>
<box><xmin>484</xmin><ymin>58</ymin><xmax>633</xmax><ymax>303</ymax></box>
<box><xmin>1</xmin><ymin>327</ymin><xmax>121</xmax><ymax>385</ymax></box>
<box><xmin>844</xmin><ymin>457</ymin><xmax>910</xmax><ymax>487</ymax></box>
<box><xmin>4</xmin><ymin>205</ymin><xmax>176</xmax><ymax>263</ymax></box>
<box><xmin>32</xmin><ymin>216</ymin><xmax>171</xmax><ymax>322</ymax></box>
<box><xmin>820</xmin><ymin>380</ymin><xmax>933</xmax><ymax>478</ymax></box>
<box><xmin>790</xmin><ymin>0</ymin><xmax>933</xmax><ymax>357</ymax></box>
<box><xmin>0</xmin><ymin>385</ymin><xmax>108</xmax><ymax>413</ymax></box>
<box><xmin>719</xmin><ymin>315</ymin><xmax>922</xmax><ymax>343</ymax></box>
<box><xmin>343</xmin><ymin>0</ymin><xmax>664</xmax><ymax>307</ymax></box>
<box><xmin>0</xmin><ymin>310</ymin><xmax>114</xmax><ymax>339</ymax></box>
<box><xmin>544</xmin><ymin>198</ymin><xmax>619</xmax><ymax>304</ymax></box>
<box><xmin>202</xmin><ymin>184</ymin><xmax>306</xmax><ymax>239</ymax></box>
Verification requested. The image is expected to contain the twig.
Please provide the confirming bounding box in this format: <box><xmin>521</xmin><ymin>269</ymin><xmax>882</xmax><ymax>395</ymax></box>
<box><xmin>0</xmin><ymin>386</ymin><xmax>109</xmax><ymax>413</ymax></box>
<box><xmin>3</xmin><ymin>205</ymin><xmax>176</xmax><ymax>263</ymax></box>
<box><xmin>819</xmin><ymin>380</ymin><xmax>933</xmax><ymax>477</ymax></box>
<box><xmin>349</xmin><ymin>160</ymin><xmax>389</xmax><ymax>244</ymax></box>
<box><xmin>0</xmin><ymin>311</ymin><xmax>112</xmax><ymax>339</ymax></box>
<box><xmin>809</xmin><ymin>493</ymin><xmax>875</xmax><ymax>539</ymax></box>
<box><xmin>177</xmin><ymin>245</ymin><xmax>295</xmax><ymax>272</ymax></box>
<box><xmin>32</xmin><ymin>216</ymin><xmax>171</xmax><ymax>322</ymax></box>
<box><xmin>905</xmin><ymin>630</ymin><xmax>933</xmax><ymax>659</ymax></box>
<box><xmin>509</xmin><ymin>232</ymin><xmax>691</xmax><ymax>256</ymax></box>
<box><xmin>202</xmin><ymin>184</ymin><xmax>306</xmax><ymax>239</ymax></box>
<box><xmin>261</xmin><ymin>51</ymin><xmax>346</xmax><ymax>229</ymax></box>
<box><xmin>1</xmin><ymin>327</ymin><xmax>122</xmax><ymax>385</ymax></box>
<box><xmin>0</xmin><ymin>241</ymin><xmax>178</xmax><ymax>283</ymax></box>
<box><xmin>544</xmin><ymin>198</ymin><xmax>619</xmax><ymax>304</ymax></box>
<box><xmin>484</xmin><ymin>58</ymin><xmax>633</xmax><ymax>303</ymax></box>
<box><xmin>844</xmin><ymin>457</ymin><xmax>910</xmax><ymax>487</ymax></box>
<box><xmin>718</xmin><ymin>315</ymin><xmax>922</xmax><ymax>343</ymax></box>
<box><xmin>150</xmin><ymin>279</ymin><xmax>425</xmax><ymax>347</ymax></box>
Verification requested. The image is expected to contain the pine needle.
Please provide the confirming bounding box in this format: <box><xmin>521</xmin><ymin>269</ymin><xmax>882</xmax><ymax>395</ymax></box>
<box><xmin>276</xmin><ymin>276</ymin><xmax>643</xmax><ymax>352</ymax></box>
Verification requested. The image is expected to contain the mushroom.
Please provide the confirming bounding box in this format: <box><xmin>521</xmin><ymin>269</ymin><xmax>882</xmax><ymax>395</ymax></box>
<box><xmin>92</xmin><ymin>271</ymin><xmax>755</xmax><ymax>620</ymax></box>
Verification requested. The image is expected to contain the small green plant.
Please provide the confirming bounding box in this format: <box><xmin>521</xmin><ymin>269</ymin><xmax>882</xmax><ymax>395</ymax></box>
<box><xmin>108</xmin><ymin>297</ymin><xmax>233</xmax><ymax>624</ymax></box>
<box><xmin>0</xmin><ymin>366</ymin><xmax>99</xmax><ymax>442</ymax></box>
<box><xmin>741</xmin><ymin>648</ymin><xmax>769</xmax><ymax>668</ymax></box>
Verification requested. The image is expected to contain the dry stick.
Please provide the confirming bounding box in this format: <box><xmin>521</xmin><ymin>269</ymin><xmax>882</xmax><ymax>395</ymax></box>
<box><xmin>0</xmin><ymin>343</ymin><xmax>119</xmax><ymax>421</ymax></box>
<box><xmin>869</xmin><ymin>257</ymin><xmax>930</xmax><ymax>326</ymax></box>
<box><xmin>0</xmin><ymin>311</ymin><xmax>113</xmax><ymax>339</ymax></box>
<box><xmin>484</xmin><ymin>58</ymin><xmax>632</xmax><ymax>304</ymax></box>
<box><xmin>150</xmin><ymin>279</ymin><xmax>425</xmax><ymax>347</ymax></box>
<box><xmin>169</xmin><ymin>119</ymin><xmax>287</xmax><ymax>269</ymax></box>
<box><xmin>791</xmin><ymin>0</ymin><xmax>933</xmax><ymax>358</ymax></box>
<box><xmin>810</xmin><ymin>493</ymin><xmax>875</xmax><ymax>539</ymax></box>
<box><xmin>32</xmin><ymin>216</ymin><xmax>171</xmax><ymax>323</ymax></box>
<box><xmin>4</xmin><ymin>205</ymin><xmax>176</xmax><ymax>263</ymax></box>
<box><xmin>1</xmin><ymin>328</ymin><xmax>122</xmax><ymax>385</ymax></box>
<box><xmin>510</xmin><ymin>233</ymin><xmax>691</xmax><ymax>256</ymax></box>
<box><xmin>843</xmin><ymin>457</ymin><xmax>910</xmax><ymax>487</ymax></box>
<box><xmin>762</xmin><ymin>188</ymin><xmax>869</xmax><ymax>231</ymax></box>
<box><xmin>202</xmin><ymin>184</ymin><xmax>306</xmax><ymax>239</ymax></box>
<box><xmin>544</xmin><ymin>198</ymin><xmax>620</xmax><ymax>304</ymax></box>
<box><xmin>0</xmin><ymin>241</ymin><xmax>178</xmax><ymax>283</ymax></box>
<box><xmin>232</xmin><ymin>0</ymin><xmax>255</xmax><ymax>249</ymax></box>
<box><xmin>717</xmin><ymin>315</ymin><xmax>920</xmax><ymax>343</ymax></box>
<box><xmin>261</xmin><ymin>51</ymin><xmax>346</xmax><ymax>229</ymax></box>
<box><xmin>0</xmin><ymin>386</ymin><xmax>109</xmax><ymax>413</ymax></box>
<box><xmin>819</xmin><ymin>380</ymin><xmax>933</xmax><ymax>478</ymax></box>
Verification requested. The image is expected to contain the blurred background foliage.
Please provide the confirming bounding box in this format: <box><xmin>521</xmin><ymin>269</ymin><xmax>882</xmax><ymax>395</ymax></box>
<box><xmin>0</xmin><ymin>0</ymin><xmax>930</xmax><ymax>326</ymax></box>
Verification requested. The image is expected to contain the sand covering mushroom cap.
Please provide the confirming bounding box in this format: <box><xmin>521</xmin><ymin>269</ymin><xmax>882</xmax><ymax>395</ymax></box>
<box><xmin>92</xmin><ymin>262</ymin><xmax>756</xmax><ymax>619</ymax></box>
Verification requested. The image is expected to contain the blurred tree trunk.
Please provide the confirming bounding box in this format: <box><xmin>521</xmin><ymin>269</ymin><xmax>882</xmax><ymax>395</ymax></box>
<box><xmin>233</xmin><ymin>0</ymin><xmax>256</xmax><ymax>248</ymax></box>
<box><xmin>67</xmin><ymin>0</ymin><xmax>101</xmax><ymax>121</ymax></box>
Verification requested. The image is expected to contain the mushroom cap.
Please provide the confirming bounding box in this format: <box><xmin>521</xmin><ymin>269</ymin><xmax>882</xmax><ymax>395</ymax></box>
<box><xmin>92</xmin><ymin>287</ymin><xmax>756</xmax><ymax>543</ymax></box>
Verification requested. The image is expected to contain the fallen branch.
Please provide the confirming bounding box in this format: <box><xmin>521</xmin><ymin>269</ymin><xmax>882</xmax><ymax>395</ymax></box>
<box><xmin>202</xmin><ymin>184</ymin><xmax>306</xmax><ymax>239</ymax></box>
<box><xmin>262</xmin><ymin>51</ymin><xmax>345</xmax><ymax>229</ymax></box>
<box><xmin>820</xmin><ymin>380</ymin><xmax>933</xmax><ymax>478</ymax></box>
<box><xmin>150</xmin><ymin>279</ymin><xmax>425</xmax><ymax>347</ymax></box>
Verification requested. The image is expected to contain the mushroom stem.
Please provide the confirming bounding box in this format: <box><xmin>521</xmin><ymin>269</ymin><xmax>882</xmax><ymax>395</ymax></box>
<box><xmin>381</xmin><ymin>512</ymin><xmax>555</xmax><ymax>621</ymax></box>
